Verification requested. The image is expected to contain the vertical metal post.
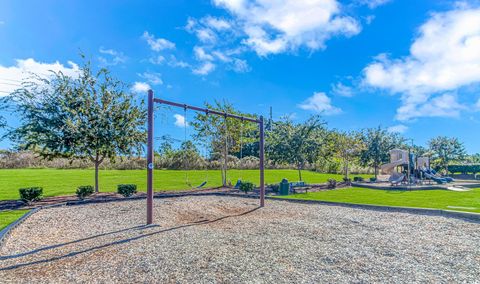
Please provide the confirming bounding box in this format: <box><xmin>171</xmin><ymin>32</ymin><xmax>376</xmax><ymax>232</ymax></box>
<box><xmin>259</xmin><ymin>116</ymin><xmax>265</xmax><ymax>207</ymax></box>
<box><xmin>147</xmin><ymin>90</ymin><xmax>154</xmax><ymax>224</ymax></box>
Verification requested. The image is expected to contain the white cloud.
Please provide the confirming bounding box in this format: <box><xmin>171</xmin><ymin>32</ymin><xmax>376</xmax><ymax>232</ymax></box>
<box><xmin>131</xmin><ymin>82</ymin><xmax>151</xmax><ymax>94</ymax></box>
<box><xmin>194</xmin><ymin>46</ymin><xmax>214</xmax><ymax>61</ymax></box>
<box><xmin>212</xmin><ymin>0</ymin><xmax>361</xmax><ymax>56</ymax></box>
<box><xmin>204</xmin><ymin>16</ymin><xmax>231</xmax><ymax>30</ymax></box>
<box><xmin>476</xmin><ymin>98</ymin><xmax>480</xmax><ymax>110</ymax></box>
<box><xmin>387</xmin><ymin>124</ymin><xmax>408</xmax><ymax>134</ymax></box>
<box><xmin>298</xmin><ymin>92</ymin><xmax>341</xmax><ymax>115</ymax></box>
<box><xmin>231</xmin><ymin>59</ymin><xmax>250</xmax><ymax>73</ymax></box>
<box><xmin>0</xmin><ymin>58</ymin><xmax>80</xmax><ymax>96</ymax></box>
<box><xmin>139</xmin><ymin>72</ymin><xmax>163</xmax><ymax>85</ymax></box>
<box><xmin>363</xmin><ymin>6</ymin><xmax>480</xmax><ymax>121</ymax></box>
<box><xmin>331</xmin><ymin>82</ymin><xmax>354</xmax><ymax>97</ymax></box>
<box><xmin>168</xmin><ymin>55</ymin><xmax>190</xmax><ymax>68</ymax></box>
<box><xmin>142</xmin><ymin>31</ymin><xmax>175</xmax><ymax>51</ymax></box>
<box><xmin>149</xmin><ymin>55</ymin><xmax>166</xmax><ymax>65</ymax></box>
<box><xmin>193</xmin><ymin>62</ymin><xmax>216</xmax><ymax>75</ymax></box>
<box><xmin>174</xmin><ymin>114</ymin><xmax>188</xmax><ymax>127</ymax></box>
<box><xmin>98</xmin><ymin>47</ymin><xmax>127</xmax><ymax>66</ymax></box>
<box><xmin>356</xmin><ymin>0</ymin><xmax>391</xmax><ymax>9</ymax></box>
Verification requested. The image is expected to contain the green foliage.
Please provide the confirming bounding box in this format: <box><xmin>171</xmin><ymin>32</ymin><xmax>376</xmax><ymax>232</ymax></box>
<box><xmin>331</xmin><ymin>130</ymin><xmax>364</xmax><ymax>179</ymax></box>
<box><xmin>190</xmin><ymin>100</ymin><xmax>258</xmax><ymax>185</ymax></box>
<box><xmin>448</xmin><ymin>165</ymin><xmax>480</xmax><ymax>174</ymax></box>
<box><xmin>353</xmin><ymin>176</ymin><xmax>364</xmax><ymax>182</ymax></box>
<box><xmin>358</xmin><ymin>127</ymin><xmax>404</xmax><ymax>177</ymax></box>
<box><xmin>327</xmin><ymin>178</ymin><xmax>337</xmax><ymax>189</ymax></box>
<box><xmin>239</xmin><ymin>181</ymin><xmax>255</xmax><ymax>193</ymax></box>
<box><xmin>76</xmin><ymin>185</ymin><xmax>94</xmax><ymax>200</ymax></box>
<box><xmin>8</xmin><ymin>58</ymin><xmax>146</xmax><ymax>192</ymax></box>
<box><xmin>428</xmin><ymin>136</ymin><xmax>466</xmax><ymax>174</ymax></box>
<box><xmin>19</xmin><ymin>187</ymin><xmax>43</xmax><ymax>202</ymax></box>
<box><xmin>117</xmin><ymin>184</ymin><xmax>137</xmax><ymax>197</ymax></box>
<box><xmin>266</xmin><ymin>115</ymin><xmax>329</xmax><ymax>181</ymax></box>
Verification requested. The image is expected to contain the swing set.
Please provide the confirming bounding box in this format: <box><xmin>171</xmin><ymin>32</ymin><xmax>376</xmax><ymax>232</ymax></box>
<box><xmin>146</xmin><ymin>90</ymin><xmax>266</xmax><ymax>224</ymax></box>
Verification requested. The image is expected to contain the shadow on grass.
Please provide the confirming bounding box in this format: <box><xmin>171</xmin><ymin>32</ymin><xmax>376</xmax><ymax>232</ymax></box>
<box><xmin>0</xmin><ymin>206</ymin><xmax>260</xmax><ymax>271</ymax></box>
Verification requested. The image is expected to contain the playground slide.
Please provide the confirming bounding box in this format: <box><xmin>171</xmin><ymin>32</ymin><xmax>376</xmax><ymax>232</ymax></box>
<box><xmin>381</xmin><ymin>159</ymin><xmax>406</xmax><ymax>174</ymax></box>
<box><xmin>428</xmin><ymin>169</ymin><xmax>455</xmax><ymax>182</ymax></box>
<box><xmin>422</xmin><ymin>171</ymin><xmax>447</xmax><ymax>184</ymax></box>
<box><xmin>389</xmin><ymin>174</ymin><xmax>405</xmax><ymax>185</ymax></box>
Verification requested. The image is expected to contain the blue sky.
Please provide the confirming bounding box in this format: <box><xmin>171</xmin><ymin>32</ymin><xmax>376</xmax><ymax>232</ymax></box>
<box><xmin>1</xmin><ymin>0</ymin><xmax>480</xmax><ymax>153</ymax></box>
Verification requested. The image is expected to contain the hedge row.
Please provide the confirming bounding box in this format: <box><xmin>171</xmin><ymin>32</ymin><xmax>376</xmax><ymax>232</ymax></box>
<box><xmin>448</xmin><ymin>164</ymin><xmax>480</xmax><ymax>174</ymax></box>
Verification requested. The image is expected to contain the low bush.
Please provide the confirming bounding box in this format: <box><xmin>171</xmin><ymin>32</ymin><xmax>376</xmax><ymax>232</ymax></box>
<box><xmin>448</xmin><ymin>164</ymin><xmax>480</xmax><ymax>174</ymax></box>
<box><xmin>268</xmin><ymin>183</ymin><xmax>280</xmax><ymax>192</ymax></box>
<box><xmin>369</xmin><ymin>177</ymin><xmax>377</xmax><ymax>182</ymax></box>
<box><xmin>19</xmin><ymin>187</ymin><xmax>43</xmax><ymax>203</ymax></box>
<box><xmin>76</xmin><ymin>185</ymin><xmax>94</xmax><ymax>200</ymax></box>
<box><xmin>239</xmin><ymin>181</ymin><xmax>255</xmax><ymax>194</ymax></box>
<box><xmin>343</xmin><ymin>177</ymin><xmax>352</xmax><ymax>185</ymax></box>
<box><xmin>327</xmin><ymin>179</ymin><xmax>337</xmax><ymax>189</ymax></box>
<box><xmin>117</xmin><ymin>184</ymin><xmax>137</xmax><ymax>197</ymax></box>
<box><xmin>353</xmin><ymin>176</ymin><xmax>364</xmax><ymax>182</ymax></box>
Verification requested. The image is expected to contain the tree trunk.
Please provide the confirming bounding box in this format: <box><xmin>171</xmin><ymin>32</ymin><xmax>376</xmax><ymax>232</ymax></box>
<box><xmin>95</xmin><ymin>160</ymin><xmax>100</xmax><ymax>193</ymax></box>
<box><xmin>298</xmin><ymin>164</ymin><xmax>303</xmax><ymax>181</ymax></box>
<box><xmin>374</xmin><ymin>165</ymin><xmax>378</xmax><ymax>179</ymax></box>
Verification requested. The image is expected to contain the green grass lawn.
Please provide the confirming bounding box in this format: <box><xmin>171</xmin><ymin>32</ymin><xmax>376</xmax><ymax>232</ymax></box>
<box><xmin>0</xmin><ymin>169</ymin><xmax>371</xmax><ymax>201</ymax></box>
<box><xmin>281</xmin><ymin>187</ymin><xmax>480</xmax><ymax>213</ymax></box>
<box><xmin>0</xmin><ymin>210</ymin><xmax>29</xmax><ymax>231</ymax></box>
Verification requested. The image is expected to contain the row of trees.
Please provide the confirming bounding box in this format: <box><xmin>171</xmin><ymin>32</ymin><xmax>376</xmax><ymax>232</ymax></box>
<box><xmin>0</xmin><ymin>59</ymin><xmax>472</xmax><ymax>192</ymax></box>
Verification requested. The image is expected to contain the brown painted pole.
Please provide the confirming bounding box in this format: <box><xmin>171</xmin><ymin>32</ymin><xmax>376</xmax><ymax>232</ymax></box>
<box><xmin>147</xmin><ymin>90</ymin><xmax>154</xmax><ymax>224</ymax></box>
<box><xmin>259</xmin><ymin>116</ymin><xmax>265</xmax><ymax>207</ymax></box>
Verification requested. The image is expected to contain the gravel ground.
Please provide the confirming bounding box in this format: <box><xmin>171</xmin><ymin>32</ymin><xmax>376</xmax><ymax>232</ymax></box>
<box><xmin>0</xmin><ymin>196</ymin><xmax>479</xmax><ymax>283</ymax></box>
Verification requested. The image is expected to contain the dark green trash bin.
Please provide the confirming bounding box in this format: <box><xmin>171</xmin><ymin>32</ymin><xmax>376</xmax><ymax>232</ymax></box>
<box><xmin>279</xmin><ymin>178</ymin><xmax>290</xmax><ymax>195</ymax></box>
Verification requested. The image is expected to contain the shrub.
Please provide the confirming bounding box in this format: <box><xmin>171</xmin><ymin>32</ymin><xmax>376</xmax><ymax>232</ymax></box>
<box><xmin>19</xmin><ymin>187</ymin><xmax>43</xmax><ymax>203</ymax></box>
<box><xmin>343</xmin><ymin>177</ymin><xmax>352</xmax><ymax>185</ymax></box>
<box><xmin>76</xmin><ymin>185</ymin><xmax>94</xmax><ymax>200</ymax></box>
<box><xmin>369</xmin><ymin>177</ymin><xmax>377</xmax><ymax>182</ymax></box>
<box><xmin>353</xmin><ymin>176</ymin><xmax>364</xmax><ymax>182</ymax></box>
<box><xmin>117</xmin><ymin>184</ymin><xmax>137</xmax><ymax>197</ymax></box>
<box><xmin>268</xmin><ymin>184</ymin><xmax>280</xmax><ymax>192</ymax></box>
<box><xmin>327</xmin><ymin>179</ymin><xmax>337</xmax><ymax>189</ymax></box>
<box><xmin>239</xmin><ymin>181</ymin><xmax>255</xmax><ymax>194</ymax></box>
<box><xmin>448</xmin><ymin>164</ymin><xmax>480</xmax><ymax>174</ymax></box>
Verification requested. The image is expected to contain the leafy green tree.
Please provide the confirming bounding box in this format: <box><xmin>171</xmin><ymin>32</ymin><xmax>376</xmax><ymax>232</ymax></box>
<box><xmin>358</xmin><ymin>127</ymin><xmax>404</xmax><ymax>178</ymax></box>
<box><xmin>191</xmin><ymin>100</ymin><xmax>257</xmax><ymax>185</ymax></box>
<box><xmin>267</xmin><ymin>115</ymin><xmax>327</xmax><ymax>181</ymax></box>
<box><xmin>9</xmin><ymin>59</ymin><xmax>146</xmax><ymax>192</ymax></box>
<box><xmin>332</xmin><ymin>131</ymin><xmax>364</xmax><ymax>179</ymax></box>
<box><xmin>428</xmin><ymin>136</ymin><xmax>466</xmax><ymax>174</ymax></box>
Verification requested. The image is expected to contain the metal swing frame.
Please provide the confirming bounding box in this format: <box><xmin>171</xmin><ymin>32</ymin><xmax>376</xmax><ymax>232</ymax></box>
<box><xmin>146</xmin><ymin>90</ymin><xmax>266</xmax><ymax>224</ymax></box>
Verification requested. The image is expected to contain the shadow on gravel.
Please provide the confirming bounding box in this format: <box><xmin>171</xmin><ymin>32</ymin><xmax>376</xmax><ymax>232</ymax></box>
<box><xmin>0</xmin><ymin>206</ymin><xmax>260</xmax><ymax>271</ymax></box>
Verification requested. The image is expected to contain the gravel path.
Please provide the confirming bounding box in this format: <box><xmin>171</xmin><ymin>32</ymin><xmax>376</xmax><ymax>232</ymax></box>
<box><xmin>0</xmin><ymin>196</ymin><xmax>479</xmax><ymax>283</ymax></box>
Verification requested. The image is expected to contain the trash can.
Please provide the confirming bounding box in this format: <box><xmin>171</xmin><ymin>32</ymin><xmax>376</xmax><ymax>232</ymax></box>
<box><xmin>279</xmin><ymin>178</ymin><xmax>290</xmax><ymax>195</ymax></box>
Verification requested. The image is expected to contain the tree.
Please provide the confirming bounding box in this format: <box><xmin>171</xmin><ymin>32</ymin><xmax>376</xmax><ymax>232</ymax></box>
<box><xmin>9</xmin><ymin>59</ymin><xmax>146</xmax><ymax>192</ymax></box>
<box><xmin>267</xmin><ymin>115</ymin><xmax>327</xmax><ymax>181</ymax></box>
<box><xmin>332</xmin><ymin>131</ymin><xmax>364</xmax><ymax>180</ymax></box>
<box><xmin>428</xmin><ymin>136</ymin><xmax>466</xmax><ymax>174</ymax></box>
<box><xmin>191</xmin><ymin>100</ymin><xmax>257</xmax><ymax>185</ymax></box>
<box><xmin>358</xmin><ymin>127</ymin><xmax>403</xmax><ymax>178</ymax></box>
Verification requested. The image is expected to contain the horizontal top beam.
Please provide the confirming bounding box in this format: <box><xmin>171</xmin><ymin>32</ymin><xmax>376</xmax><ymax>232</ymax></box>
<box><xmin>154</xmin><ymin>98</ymin><xmax>261</xmax><ymax>123</ymax></box>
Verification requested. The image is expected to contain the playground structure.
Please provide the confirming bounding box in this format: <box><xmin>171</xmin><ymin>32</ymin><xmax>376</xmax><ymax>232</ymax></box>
<box><xmin>379</xmin><ymin>149</ymin><xmax>456</xmax><ymax>186</ymax></box>
<box><xmin>146</xmin><ymin>90</ymin><xmax>266</xmax><ymax>224</ymax></box>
